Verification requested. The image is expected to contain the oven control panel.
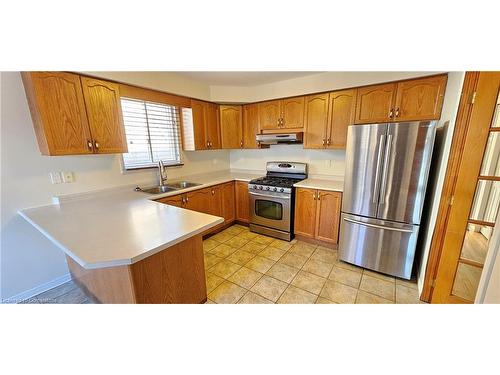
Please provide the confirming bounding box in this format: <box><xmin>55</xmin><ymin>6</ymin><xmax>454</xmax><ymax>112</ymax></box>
<box><xmin>249</xmin><ymin>184</ymin><xmax>291</xmax><ymax>194</ymax></box>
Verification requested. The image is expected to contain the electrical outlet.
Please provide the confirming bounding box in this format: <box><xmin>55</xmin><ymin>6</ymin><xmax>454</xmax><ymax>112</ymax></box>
<box><xmin>62</xmin><ymin>171</ymin><xmax>74</xmax><ymax>183</ymax></box>
<box><xmin>49</xmin><ymin>172</ymin><xmax>62</xmax><ymax>184</ymax></box>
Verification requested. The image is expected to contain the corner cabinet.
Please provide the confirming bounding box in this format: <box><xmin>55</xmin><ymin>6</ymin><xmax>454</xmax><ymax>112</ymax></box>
<box><xmin>22</xmin><ymin>72</ymin><xmax>128</xmax><ymax>155</ymax></box>
<box><xmin>220</xmin><ymin>105</ymin><xmax>243</xmax><ymax>149</ymax></box>
<box><xmin>184</xmin><ymin>99</ymin><xmax>221</xmax><ymax>150</ymax></box>
<box><xmin>294</xmin><ymin>188</ymin><xmax>342</xmax><ymax>244</ymax></box>
<box><xmin>354</xmin><ymin>74</ymin><xmax>447</xmax><ymax>124</ymax></box>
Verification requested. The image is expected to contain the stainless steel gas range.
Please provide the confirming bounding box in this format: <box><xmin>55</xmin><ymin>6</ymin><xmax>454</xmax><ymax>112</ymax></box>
<box><xmin>249</xmin><ymin>162</ymin><xmax>308</xmax><ymax>241</ymax></box>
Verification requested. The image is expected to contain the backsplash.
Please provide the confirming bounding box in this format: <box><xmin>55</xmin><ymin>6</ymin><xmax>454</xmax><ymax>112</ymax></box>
<box><xmin>229</xmin><ymin>144</ymin><xmax>346</xmax><ymax>178</ymax></box>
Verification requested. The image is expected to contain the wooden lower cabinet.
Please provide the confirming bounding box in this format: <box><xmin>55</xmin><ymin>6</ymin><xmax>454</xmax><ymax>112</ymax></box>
<box><xmin>156</xmin><ymin>181</ymin><xmax>240</xmax><ymax>230</ymax></box>
<box><xmin>67</xmin><ymin>235</ymin><xmax>206</xmax><ymax>303</ymax></box>
<box><xmin>294</xmin><ymin>188</ymin><xmax>342</xmax><ymax>244</ymax></box>
<box><xmin>220</xmin><ymin>182</ymin><xmax>236</xmax><ymax>223</ymax></box>
<box><xmin>294</xmin><ymin>188</ymin><xmax>317</xmax><ymax>237</ymax></box>
<box><xmin>235</xmin><ymin>181</ymin><xmax>250</xmax><ymax>223</ymax></box>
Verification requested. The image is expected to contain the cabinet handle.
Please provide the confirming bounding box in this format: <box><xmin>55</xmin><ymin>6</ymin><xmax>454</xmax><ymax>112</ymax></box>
<box><xmin>94</xmin><ymin>140</ymin><xmax>99</xmax><ymax>150</ymax></box>
<box><xmin>240</xmin><ymin>140</ymin><xmax>243</xmax><ymax>148</ymax></box>
<box><xmin>181</xmin><ymin>197</ymin><xmax>185</xmax><ymax>204</ymax></box>
<box><xmin>389</xmin><ymin>109</ymin><xmax>394</xmax><ymax>118</ymax></box>
<box><xmin>211</xmin><ymin>189</ymin><xmax>215</xmax><ymax>195</ymax></box>
<box><xmin>322</xmin><ymin>139</ymin><xmax>326</xmax><ymax>146</ymax></box>
<box><xmin>87</xmin><ymin>140</ymin><xmax>93</xmax><ymax>151</ymax></box>
<box><xmin>281</xmin><ymin>118</ymin><xmax>284</xmax><ymax>127</ymax></box>
<box><xmin>327</xmin><ymin>139</ymin><xmax>331</xmax><ymax>146</ymax></box>
<box><xmin>395</xmin><ymin>107</ymin><xmax>400</xmax><ymax>117</ymax></box>
<box><xmin>317</xmin><ymin>192</ymin><xmax>321</xmax><ymax>200</ymax></box>
<box><xmin>313</xmin><ymin>193</ymin><xmax>317</xmax><ymax>200</ymax></box>
<box><xmin>185</xmin><ymin>196</ymin><xmax>189</xmax><ymax>203</ymax></box>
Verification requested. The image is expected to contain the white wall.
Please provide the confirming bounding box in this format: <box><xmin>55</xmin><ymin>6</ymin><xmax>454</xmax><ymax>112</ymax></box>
<box><xmin>230</xmin><ymin>146</ymin><xmax>345</xmax><ymax>178</ymax></box>
<box><xmin>81</xmin><ymin>71</ymin><xmax>212</xmax><ymax>101</ymax></box>
<box><xmin>0</xmin><ymin>72</ymin><xmax>229</xmax><ymax>300</ymax></box>
<box><xmin>211</xmin><ymin>71</ymin><xmax>442</xmax><ymax>102</ymax></box>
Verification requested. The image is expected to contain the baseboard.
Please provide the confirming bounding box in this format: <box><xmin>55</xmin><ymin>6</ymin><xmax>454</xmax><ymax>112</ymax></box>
<box><xmin>1</xmin><ymin>273</ymin><xmax>72</xmax><ymax>304</ymax></box>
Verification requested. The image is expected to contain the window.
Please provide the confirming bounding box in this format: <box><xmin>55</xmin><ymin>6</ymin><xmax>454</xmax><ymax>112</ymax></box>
<box><xmin>120</xmin><ymin>97</ymin><xmax>182</xmax><ymax>170</ymax></box>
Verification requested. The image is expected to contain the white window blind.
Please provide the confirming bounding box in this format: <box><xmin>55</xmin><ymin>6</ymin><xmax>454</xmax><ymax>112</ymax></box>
<box><xmin>121</xmin><ymin>98</ymin><xmax>182</xmax><ymax>170</ymax></box>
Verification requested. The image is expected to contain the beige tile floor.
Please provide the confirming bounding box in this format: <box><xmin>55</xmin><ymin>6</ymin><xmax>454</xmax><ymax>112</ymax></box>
<box><xmin>204</xmin><ymin>224</ymin><xmax>422</xmax><ymax>304</ymax></box>
<box><xmin>21</xmin><ymin>224</ymin><xmax>422</xmax><ymax>304</ymax></box>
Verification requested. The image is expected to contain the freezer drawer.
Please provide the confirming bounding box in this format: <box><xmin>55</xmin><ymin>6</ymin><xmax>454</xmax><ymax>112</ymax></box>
<box><xmin>338</xmin><ymin>213</ymin><xmax>419</xmax><ymax>279</ymax></box>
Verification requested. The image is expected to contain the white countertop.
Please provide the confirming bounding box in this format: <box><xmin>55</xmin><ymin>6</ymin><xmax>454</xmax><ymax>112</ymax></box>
<box><xmin>293</xmin><ymin>178</ymin><xmax>344</xmax><ymax>192</ymax></box>
<box><xmin>19</xmin><ymin>171</ymin><xmax>261</xmax><ymax>270</ymax></box>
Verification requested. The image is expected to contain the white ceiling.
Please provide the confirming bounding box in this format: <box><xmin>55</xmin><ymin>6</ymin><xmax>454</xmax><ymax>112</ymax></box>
<box><xmin>174</xmin><ymin>72</ymin><xmax>323</xmax><ymax>87</ymax></box>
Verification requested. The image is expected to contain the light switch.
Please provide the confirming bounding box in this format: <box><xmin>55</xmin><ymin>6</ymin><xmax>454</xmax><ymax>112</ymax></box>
<box><xmin>62</xmin><ymin>171</ymin><xmax>75</xmax><ymax>183</ymax></box>
<box><xmin>49</xmin><ymin>172</ymin><xmax>62</xmax><ymax>184</ymax></box>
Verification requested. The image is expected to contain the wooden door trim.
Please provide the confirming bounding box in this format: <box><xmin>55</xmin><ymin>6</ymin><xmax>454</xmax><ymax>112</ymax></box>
<box><xmin>420</xmin><ymin>72</ymin><xmax>479</xmax><ymax>302</ymax></box>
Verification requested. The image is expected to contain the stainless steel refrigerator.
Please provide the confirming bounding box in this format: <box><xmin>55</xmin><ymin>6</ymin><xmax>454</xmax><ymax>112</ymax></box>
<box><xmin>339</xmin><ymin>121</ymin><xmax>437</xmax><ymax>279</ymax></box>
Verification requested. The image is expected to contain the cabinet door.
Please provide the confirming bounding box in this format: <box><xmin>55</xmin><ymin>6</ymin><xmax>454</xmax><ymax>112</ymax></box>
<box><xmin>242</xmin><ymin>103</ymin><xmax>260</xmax><ymax>149</ymax></box>
<box><xmin>327</xmin><ymin>89</ymin><xmax>356</xmax><ymax>149</ymax></box>
<box><xmin>221</xmin><ymin>182</ymin><xmax>236</xmax><ymax>223</ymax></box>
<box><xmin>394</xmin><ymin>75</ymin><xmax>447</xmax><ymax>121</ymax></box>
<box><xmin>208</xmin><ymin>185</ymin><xmax>223</xmax><ymax>217</ymax></box>
<box><xmin>220</xmin><ymin>105</ymin><xmax>243</xmax><ymax>149</ymax></box>
<box><xmin>157</xmin><ymin>194</ymin><xmax>184</xmax><ymax>208</ymax></box>
<box><xmin>80</xmin><ymin>77</ymin><xmax>128</xmax><ymax>154</ymax></box>
<box><xmin>22</xmin><ymin>72</ymin><xmax>93</xmax><ymax>155</ymax></box>
<box><xmin>185</xmin><ymin>188</ymin><xmax>212</xmax><ymax>213</ymax></box>
<box><xmin>294</xmin><ymin>188</ymin><xmax>317</xmax><ymax>238</ymax></box>
<box><xmin>315</xmin><ymin>191</ymin><xmax>342</xmax><ymax>244</ymax></box>
<box><xmin>258</xmin><ymin>100</ymin><xmax>282</xmax><ymax>130</ymax></box>
<box><xmin>235</xmin><ymin>181</ymin><xmax>250</xmax><ymax>223</ymax></box>
<box><xmin>282</xmin><ymin>96</ymin><xmax>305</xmax><ymax>129</ymax></box>
<box><xmin>190</xmin><ymin>99</ymin><xmax>208</xmax><ymax>150</ymax></box>
<box><xmin>205</xmin><ymin>102</ymin><xmax>221</xmax><ymax>149</ymax></box>
<box><xmin>354</xmin><ymin>83</ymin><xmax>396</xmax><ymax>124</ymax></box>
<box><xmin>304</xmin><ymin>93</ymin><xmax>329</xmax><ymax>149</ymax></box>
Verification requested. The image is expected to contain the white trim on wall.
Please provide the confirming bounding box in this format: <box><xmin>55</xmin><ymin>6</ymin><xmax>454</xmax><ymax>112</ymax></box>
<box><xmin>1</xmin><ymin>273</ymin><xmax>71</xmax><ymax>304</ymax></box>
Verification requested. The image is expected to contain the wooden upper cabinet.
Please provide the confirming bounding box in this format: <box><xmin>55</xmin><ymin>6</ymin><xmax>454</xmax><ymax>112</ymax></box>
<box><xmin>258</xmin><ymin>100</ymin><xmax>281</xmax><ymax>130</ymax></box>
<box><xmin>205</xmin><ymin>102</ymin><xmax>221</xmax><ymax>149</ymax></box>
<box><xmin>394</xmin><ymin>75</ymin><xmax>447</xmax><ymax>121</ymax></box>
<box><xmin>22</xmin><ymin>72</ymin><xmax>93</xmax><ymax>155</ymax></box>
<box><xmin>304</xmin><ymin>93</ymin><xmax>329</xmax><ymax>149</ymax></box>
<box><xmin>315</xmin><ymin>191</ymin><xmax>342</xmax><ymax>243</ymax></box>
<box><xmin>80</xmin><ymin>77</ymin><xmax>127</xmax><ymax>154</ymax></box>
<box><xmin>294</xmin><ymin>188</ymin><xmax>317</xmax><ymax>238</ymax></box>
<box><xmin>242</xmin><ymin>103</ymin><xmax>260</xmax><ymax>149</ymax></box>
<box><xmin>220</xmin><ymin>182</ymin><xmax>236</xmax><ymax>223</ymax></box>
<box><xmin>220</xmin><ymin>105</ymin><xmax>243</xmax><ymax>149</ymax></box>
<box><xmin>282</xmin><ymin>96</ymin><xmax>305</xmax><ymax>129</ymax></box>
<box><xmin>354</xmin><ymin>83</ymin><xmax>396</xmax><ymax>124</ymax></box>
<box><xmin>235</xmin><ymin>181</ymin><xmax>250</xmax><ymax>223</ymax></box>
<box><xmin>327</xmin><ymin>89</ymin><xmax>356</xmax><ymax>148</ymax></box>
<box><xmin>189</xmin><ymin>99</ymin><xmax>208</xmax><ymax>150</ymax></box>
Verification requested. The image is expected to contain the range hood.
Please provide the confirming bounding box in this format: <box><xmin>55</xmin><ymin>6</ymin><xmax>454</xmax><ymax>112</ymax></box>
<box><xmin>256</xmin><ymin>132</ymin><xmax>303</xmax><ymax>145</ymax></box>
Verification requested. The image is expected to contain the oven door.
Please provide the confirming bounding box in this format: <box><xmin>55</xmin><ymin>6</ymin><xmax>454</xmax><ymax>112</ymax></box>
<box><xmin>249</xmin><ymin>191</ymin><xmax>291</xmax><ymax>232</ymax></box>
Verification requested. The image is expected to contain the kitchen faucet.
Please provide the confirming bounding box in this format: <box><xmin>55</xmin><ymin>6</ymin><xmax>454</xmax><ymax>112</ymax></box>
<box><xmin>158</xmin><ymin>160</ymin><xmax>168</xmax><ymax>186</ymax></box>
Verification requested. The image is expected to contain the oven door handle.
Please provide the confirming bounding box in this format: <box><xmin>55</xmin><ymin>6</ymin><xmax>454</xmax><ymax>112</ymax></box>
<box><xmin>249</xmin><ymin>191</ymin><xmax>291</xmax><ymax>200</ymax></box>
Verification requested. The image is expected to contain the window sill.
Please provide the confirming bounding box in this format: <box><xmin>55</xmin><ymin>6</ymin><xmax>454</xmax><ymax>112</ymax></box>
<box><xmin>121</xmin><ymin>163</ymin><xmax>184</xmax><ymax>173</ymax></box>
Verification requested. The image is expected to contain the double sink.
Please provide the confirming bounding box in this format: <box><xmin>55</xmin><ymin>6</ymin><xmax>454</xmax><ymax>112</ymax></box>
<box><xmin>138</xmin><ymin>181</ymin><xmax>201</xmax><ymax>195</ymax></box>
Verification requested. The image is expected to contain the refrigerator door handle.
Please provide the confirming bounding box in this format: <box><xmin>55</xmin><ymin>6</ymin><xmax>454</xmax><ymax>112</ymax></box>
<box><xmin>343</xmin><ymin>217</ymin><xmax>414</xmax><ymax>233</ymax></box>
<box><xmin>372</xmin><ymin>135</ymin><xmax>386</xmax><ymax>204</ymax></box>
<box><xmin>379</xmin><ymin>133</ymin><xmax>393</xmax><ymax>205</ymax></box>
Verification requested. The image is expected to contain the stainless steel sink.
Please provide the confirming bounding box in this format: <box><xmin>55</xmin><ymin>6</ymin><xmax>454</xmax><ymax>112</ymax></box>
<box><xmin>165</xmin><ymin>181</ymin><xmax>201</xmax><ymax>189</ymax></box>
<box><xmin>135</xmin><ymin>181</ymin><xmax>201</xmax><ymax>195</ymax></box>
<box><xmin>139</xmin><ymin>185</ymin><xmax>179</xmax><ymax>195</ymax></box>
